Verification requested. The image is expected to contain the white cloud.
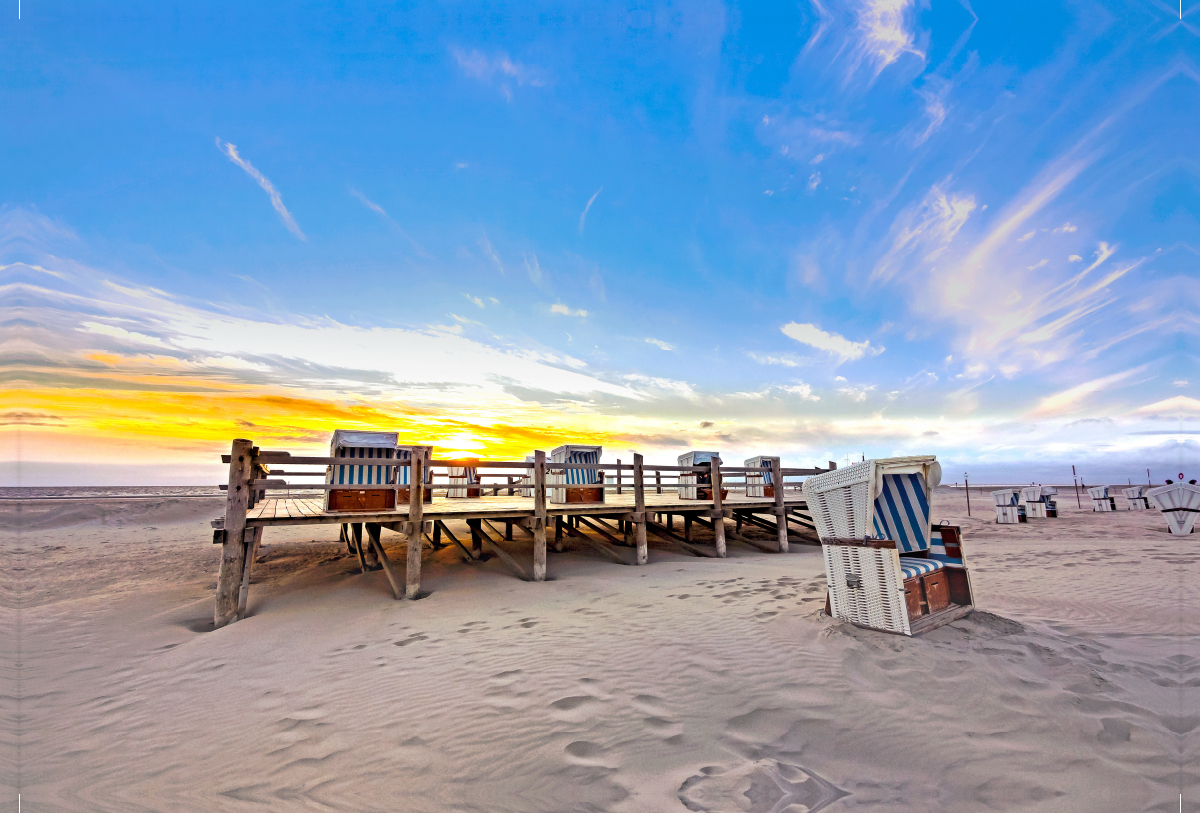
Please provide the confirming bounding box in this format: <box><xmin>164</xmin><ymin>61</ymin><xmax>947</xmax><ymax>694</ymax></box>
<box><xmin>1053</xmin><ymin>222</ymin><xmax>1078</xmax><ymax>234</ymax></box>
<box><xmin>780</xmin><ymin>383</ymin><xmax>820</xmax><ymax>401</ymax></box>
<box><xmin>1068</xmin><ymin>254</ymin><xmax>1083</xmax><ymax>262</ymax></box>
<box><xmin>749</xmin><ymin>352</ymin><xmax>801</xmax><ymax>367</ymax></box>
<box><xmin>550</xmin><ymin>303</ymin><xmax>587</xmax><ymax>317</ymax></box>
<box><xmin>1029</xmin><ymin>365</ymin><xmax>1147</xmax><ymax>417</ymax></box>
<box><xmin>524</xmin><ymin>253</ymin><xmax>544</xmax><ymax>286</ymax></box>
<box><xmin>451</xmin><ymin>47</ymin><xmax>545</xmax><ymax>97</ymax></box>
<box><xmin>81</xmin><ymin>321</ymin><xmax>169</xmax><ymax>347</ymax></box>
<box><xmin>350</xmin><ymin>189</ymin><xmax>388</xmax><ymax>219</ymax></box>
<box><xmin>465</xmin><ymin>294</ymin><xmax>485</xmax><ymax>308</ymax></box>
<box><xmin>645</xmin><ymin>338</ymin><xmax>675</xmax><ymax>351</ymax></box>
<box><xmin>579</xmin><ymin>187</ymin><xmax>603</xmax><ymax>234</ymax></box>
<box><xmin>913</xmin><ymin>82</ymin><xmax>948</xmax><ymax>146</ymax></box>
<box><xmin>1027</xmin><ymin>259</ymin><xmax>1048</xmax><ymax>270</ymax></box>
<box><xmin>871</xmin><ymin>181</ymin><xmax>975</xmax><ymax>283</ymax></box>
<box><xmin>838</xmin><ymin>384</ymin><xmax>876</xmax><ymax>402</ymax></box>
<box><xmin>1017</xmin><ymin>230</ymin><xmax>1036</xmax><ymax>242</ymax></box>
<box><xmin>851</xmin><ymin>0</ymin><xmax>926</xmax><ymax>81</ymax></box>
<box><xmin>781</xmin><ymin>322</ymin><xmax>883</xmax><ymax>362</ymax></box>
<box><xmin>1174</xmin><ymin>380</ymin><xmax>1189</xmax><ymax>388</ymax></box>
<box><xmin>807</xmin><ymin>172</ymin><xmax>821</xmax><ymax>191</ymax></box>
<box><xmin>622</xmin><ymin>374</ymin><xmax>696</xmax><ymax>398</ymax></box>
<box><xmin>215</xmin><ymin>138</ymin><xmax>306</xmax><ymax>240</ymax></box>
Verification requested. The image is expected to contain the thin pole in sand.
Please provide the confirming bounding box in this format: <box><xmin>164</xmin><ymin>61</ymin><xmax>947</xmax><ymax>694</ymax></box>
<box><xmin>964</xmin><ymin>473</ymin><xmax>971</xmax><ymax>517</ymax></box>
<box><xmin>1073</xmin><ymin>465</ymin><xmax>1081</xmax><ymax>509</ymax></box>
<box><xmin>633</xmin><ymin>453</ymin><xmax>648</xmax><ymax>565</ymax></box>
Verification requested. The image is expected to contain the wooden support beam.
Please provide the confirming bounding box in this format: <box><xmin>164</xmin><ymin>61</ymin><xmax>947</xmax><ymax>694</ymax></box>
<box><xmin>532</xmin><ymin>450</ymin><xmax>548</xmax><ymax>581</ymax></box>
<box><xmin>406</xmin><ymin>456</ymin><xmax>425</xmax><ymax>599</ymax></box>
<box><xmin>215</xmin><ymin>438</ymin><xmax>254</xmax><ymax>628</ymax></box>
<box><xmin>575</xmin><ymin>514</ymin><xmax>625</xmax><ymax>546</ymax></box>
<box><xmin>655</xmin><ymin>468</ymin><xmax>662</xmax><ymax>495</ymax></box>
<box><xmin>711</xmin><ymin>457</ymin><xmax>726</xmax><ymax>558</ymax></box>
<box><xmin>772</xmin><ymin>458</ymin><xmax>789</xmax><ymax>553</ymax></box>
<box><xmin>435</xmin><ymin>520</ymin><xmax>478</xmax><ymax>562</ymax></box>
<box><xmin>340</xmin><ymin>523</ymin><xmax>354</xmax><ymax>554</ymax></box>
<box><xmin>644</xmin><ymin>520</ymin><xmax>719</xmax><ymax>558</ymax></box>
<box><xmin>366</xmin><ymin>523</ymin><xmax>404</xmax><ymax>599</ymax></box>
<box><xmin>684</xmin><ymin>514</ymin><xmax>692</xmax><ymax>541</ymax></box>
<box><xmin>351</xmin><ymin>523</ymin><xmax>370</xmax><ymax>572</ymax></box>
<box><xmin>477</xmin><ymin>522</ymin><xmax>532</xmax><ymax>581</ymax></box>
<box><xmin>559</xmin><ymin>519</ymin><xmax>630</xmax><ymax>564</ymax></box>
<box><xmin>633</xmin><ymin>452</ymin><xmax>648</xmax><ymax>565</ymax></box>
<box><xmin>236</xmin><ymin>525</ymin><xmax>263</xmax><ymax>620</ymax></box>
<box><xmin>616</xmin><ymin>458</ymin><xmax>622</xmax><ymax>495</ymax></box>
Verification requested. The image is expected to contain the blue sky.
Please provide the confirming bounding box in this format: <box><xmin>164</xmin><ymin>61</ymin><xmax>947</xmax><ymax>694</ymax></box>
<box><xmin>2</xmin><ymin>0</ymin><xmax>1198</xmax><ymax>485</ymax></box>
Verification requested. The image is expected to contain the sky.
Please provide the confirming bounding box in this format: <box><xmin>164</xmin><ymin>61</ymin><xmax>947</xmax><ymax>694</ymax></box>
<box><xmin>2</xmin><ymin>0</ymin><xmax>1198</xmax><ymax>486</ymax></box>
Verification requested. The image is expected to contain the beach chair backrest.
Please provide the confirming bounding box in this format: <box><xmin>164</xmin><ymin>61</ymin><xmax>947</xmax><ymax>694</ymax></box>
<box><xmin>1087</xmin><ymin>485</ymin><xmax>1109</xmax><ymax>499</ymax></box>
<box><xmin>328</xmin><ymin>430</ymin><xmax>398</xmax><ymax>486</ymax></box>
<box><xmin>1020</xmin><ymin>487</ymin><xmax>1042</xmax><ymax>503</ymax></box>
<box><xmin>805</xmin><ymin>457</ymin><xmax>939</xmax><ymax>552</ymax></box>
<box><xmin>1147</xmin><ymin>483</ymin><xmax>1200</xmax><ymax>535</ymax></box>
<box><xmin>745</xmin><ymin>455</ymin><xmax>778</xmax><ymax>485</ymax></box>
<box><xmin>991</xmin><ymin>489</ymin><xmax>1019</xmax><ymax>506</ymax></box>
<box><xmin>396</xmin><ymin>445</ymin><xmax>434</xmax><ymax>485</ymax></box>
<box><xmin>551</xmin><ymin>445</ymin><xmax>602</xmax><ymax>485</ymax></box>
<box><xmin>871</xmin><ymin>473</ymin><xmax>932</xmax><ymax>553</ymax></box>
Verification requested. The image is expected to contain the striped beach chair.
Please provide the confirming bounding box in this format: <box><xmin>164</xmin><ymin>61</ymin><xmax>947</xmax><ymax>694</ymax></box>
<box><xmin>992</xmin><ymin>489</ymin><xmax>1026</xmax><ymax>524</ymax></box>
<box><xmin>549</xmin><ymin>445</ymin><xmax>603</xmax><ymax>504</ymax></box>
<box><xmin>1147</xmin><ymin>482</ymin><xmax>1200</xmax><ymax>534</ymax></box>
<box><xmin>326</xmin><ymin>430</ymin><xmax>399</xmax><ymax>512</ymax></box>
<box><xmin>447</xmin><ymin>462</ymin><xmax>481</xmax><ymax>498</ymax></box>
<box><xmin>806</xmin><ymin>456</ymin><xmax>974</xmax><ymax>636</ymax></box>
<box><xmin>1020</xmin><ymin>486</ymin><xmax>1057</xmax><ymax>518</ymax></box>
<box><xmin>1122</xmin><ymin>485</ymin><xmax>1151</xmax><ymax>510</ymax></box>
<box><xmin>745</xmin><ymin>455</ymin><xmax>779</xmax><ymax>498</ymax></box>
<box><xmin>1087</xmin><ymin>485</ymin><xmax>1117</xmax><ymax>512</ymax></box>
<box><xmin>396</xmin><ymin>445</ymin><xmax>434</xmax><ymax>503</ymax></box>
<box><xmin>678</xmin><ymin>451</ymin><xmax>722</xmax><ymax>500</ymax></box>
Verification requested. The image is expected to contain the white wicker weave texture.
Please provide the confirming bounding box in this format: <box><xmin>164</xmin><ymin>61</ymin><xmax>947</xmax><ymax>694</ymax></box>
<box><xmin>823</xmin><ymin>544</ymin><xmax>909</xmax><ymax>635</ymax></box>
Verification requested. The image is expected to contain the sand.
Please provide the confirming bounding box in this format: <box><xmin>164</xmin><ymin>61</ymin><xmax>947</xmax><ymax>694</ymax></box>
<box><xmin>2</xmin><ymin>488</ymin><xmax>1195</xmax><ymax>812</ymax></box>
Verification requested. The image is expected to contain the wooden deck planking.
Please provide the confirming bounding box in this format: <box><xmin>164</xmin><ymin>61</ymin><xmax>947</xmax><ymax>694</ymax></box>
<box><xmin>244</xmin><ymin>491</ymin><xmax>809</xmax><ymax>527</ymax></box>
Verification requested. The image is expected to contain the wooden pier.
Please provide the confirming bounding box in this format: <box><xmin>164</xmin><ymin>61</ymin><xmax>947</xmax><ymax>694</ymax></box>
<box><xmin>211</xmin><ymin>440</ymin><xmax>829</xmax><ymax>628</ymax></box>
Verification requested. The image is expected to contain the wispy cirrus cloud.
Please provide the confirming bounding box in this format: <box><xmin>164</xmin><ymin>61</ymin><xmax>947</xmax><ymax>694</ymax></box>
<box><xmin>781</xmin><ymin>322</ymin><xmax>883</xmax><ymax>362</ymax></box>
<box><xmin>550</xmin><ymin>303</ymin><xmax>587</xmax><ymax>317</ymax></box>
<box><xmin>215</xmin><ymin>138</ymin><xmax>306</xmax><ymax>240</ymax></box>
<box><xmin>645</xmin><ymin>338</ymin><xmax>675</xmax><ymax>351</ymax></box>
<box><xmin>451</xmin><ymin>46</ymin><xmax>545</xmax><ymax>100</ymax></box>
<box><xmin>579</xmin><ymin>187</ymin><xmax>603</xmax><ymax>234</ymax></box>
<box><xmin>849</xmin><ymin>0</ymin><xmax>927</xmax><ymax>83</ymax></box>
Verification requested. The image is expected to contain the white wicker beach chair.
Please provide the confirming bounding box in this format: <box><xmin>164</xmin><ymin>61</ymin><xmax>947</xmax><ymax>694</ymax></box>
<box><xmin>1019</xmin><ymin>486</ymin><xmax>1057</xmax><ymax>518</ymax></box>
<box><xmin>1147</xmin><ymin>483</ymin><xmax>1200</xmax><ymax>534</ymax></box>
<box><xmin>549</xmin><ymin>445</ymin><xmax>603</xmax><ymax>504</ymax></box>
<box><xmin>678</xmin><ymin>451</ymin><xmax>722</xmax><ymax>500</ymax></box>
<box><xmin>992</xmin><ymin>489</ymin><xmax>1026</xmax><ymax>524</ymax></box>
<box><xmin>1122</xmin><ymin>485</ymin><xmax>1151</xmax><ymax>510</ymax></box>
<box><xmin>806</xmin><ymin>457</ymin><xmax>973</xmax><ymax>636</ymax></box>
<box><xmin>745</xmin><ymin>455</ymin><xmax>779</xmax><ymax>498</ymax></box>
<box><xmin>325</xmin><ymin>431</ymin><xmax>400</xmax><ymax>512</ymax></box>
<box><xmin>447</xmin><ymin>464</ymin><xmax>480</xmax><ymax>498</ymax></box>
<box><xmin>1087</xmin><ymin>485</ymin><xmax>1117</xmax><ymax>512</ymax></box>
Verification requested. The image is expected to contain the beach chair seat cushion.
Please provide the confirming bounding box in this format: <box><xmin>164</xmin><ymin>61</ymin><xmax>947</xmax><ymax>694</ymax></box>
<box><xmin>898</xmin><ymin>557</ymin><xmax>943</xmax><ymax>580</ymax></box>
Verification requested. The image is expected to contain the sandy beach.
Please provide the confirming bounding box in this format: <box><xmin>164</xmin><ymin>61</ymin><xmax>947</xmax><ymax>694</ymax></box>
<box><xmin>3</xmin><ymin>488</ymin><xmax>1195</xmax><ymax>812</ymax></box>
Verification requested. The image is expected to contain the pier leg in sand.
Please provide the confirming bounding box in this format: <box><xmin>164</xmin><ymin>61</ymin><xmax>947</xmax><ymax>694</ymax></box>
<box><xmin>773</xmin><ymin>458</ymin><xmax>789</xmax><ymax>553</ymax></box>
<box><xmin>406</xmin><ymin>456</ymin><xmax>424</xmax><ymax>599</ymax></box>
<box><xmin>634</xmin><ymin>453</ymin><xmax>648</xmax><ymax>565</ymax></box>
<box><xmin>215</xmin><ymin>438</ymin><xmax>253</xmax><ymax>629</ymax></box>
<box><xmin>711</xmin><ymin>457</ymin><xmax>726</xmax><ymax>558</ymax></box>
<box><xmin>533</xmin><ymin>450</ymin><xmax>547</xmax><ymax>581</ymax></box>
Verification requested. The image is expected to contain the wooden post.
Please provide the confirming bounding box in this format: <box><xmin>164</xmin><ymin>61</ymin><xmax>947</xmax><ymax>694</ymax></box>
<box><xmin>367</xmin><ymin>523</ymin><xmax>403</xmax><ymax>599</ymax></box>
<box><xmin>655</xmin><ymin>469</ymin><xmax>661</xmax><ymax>495</ymax></box>
<box><xmin>505</xmin><ymin>520</ymin><xmax>513</xmax><ymax>541</ymax></box>
<box><xmin>711</xmin><ymin>457</ymin><xmax>726</xmax><ymax>557</ymax></box>
<box><xmin>616</xmin><ymin>458</ymin><xmax>622</xmax><ymax>495</ymax></box>
<box><xmin>215</xmin><ymin>439</ymin><xmax>253</xmax><ymax>629</ymax></box>
<box><xmin>433</xmin><ymin>521</ymin><xmax>442</xmax><ymax>546</ymax></box>
<box><xmin>633</xmin><ymin>453</ymin><xmax>648</xmax><ymax>565</ymax></box>
<box><xmin>772</xmin><ymin>459</ymin><xmax>789</xmax><ymax>553</ymax></box>
<box><xmin>507</xmin><ymin>475</ymin><xmax>514</xmax><ymax>497</ymax></box>
<box><xmin>406</xmin><ymin>455</ymin><xmax>424</xmax><ymax>599</ymax></box>
<box><xmin>469</xmin><ymin>519</ymin><xmax>483</xmax><ymax>553</ymax></box>
<box><xmin>684</xmin><ymin>515</ymin><xmax>692</xmax><ymax>541</ymax></box>
<box><xmin>533</xmin><ymin>450</ymin><xmax>547</xmax><ymax>581</ymax></box>
<box><xmin>236</xmin><ymin>525</ymin><xmax>262</xmax><ymax>620</ymax></box>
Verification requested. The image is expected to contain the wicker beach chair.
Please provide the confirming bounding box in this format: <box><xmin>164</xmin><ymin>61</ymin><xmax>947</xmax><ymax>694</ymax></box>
<box><xmin>992</xmin><ymin>488</ymin><xmax>1026</xmax><ymax>524</ymax></box>
<box><xmin>1020</xmin><ymin>486</ymin><xmax>1057</xmax><ymax>519</ymax></box>
<box><xmin>549</xmin><ymin>445</ymin><xmax>603</xmax><ymax>504</ymax></box>
<box><xmin>1122</xmin><ymin>486</ymin><xmax>1151</xmax><ymax>510</ymax></box>
<box><xmin>807</xmin><ymin>457</ymin><xmax>974</xmax><ymax>636</ymax></box>
<box><xmin>325</xmin><ymin>430</ymin><xmax>400</xmax><ymax>512</ymax></box>
<box><xmin>745</xmin><ymin>455</ymin><xmax>779</xmax><ymax>498</ymax></box>
<box><xmin>1147</xmin><ymin>482</ymin><xmax>1200</xmax><ymax>534</ymax></box>
<box><xmin>447</xmin><ymin>462</ymin><xmax>481</xmax><ymax>498</ymax></box>
<box><xmin>1087</xmin><ymin>485</ymin><xmax>1117</xmax><ymax>512</ymax></box>
<box><xmin>678</xmin><ymin>451</ymin><xmax>724</xmax><ymax>500</ymax></box>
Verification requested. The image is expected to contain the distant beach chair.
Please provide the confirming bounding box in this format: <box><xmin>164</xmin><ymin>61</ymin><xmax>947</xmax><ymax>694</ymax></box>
<box><xmin>1020</xmin><ymin>486</ymin><xmax>1057</xmax><ymax>519</ymax></box>
<box><xmin>745</xmin><ymin>455</ymin><xmax>779</xmax><ymax>498</ymax></box>
<box><xmin>1087</xmin><ymin>485</ymin><xmax>1117</xmax><ymax>512</ymax></box>
<box><xmin>992</xmin><ymin>489</ymin><xmax>1026</xmax><ymax>524</ymax></box>
<box><xmin>1122</xmin><ymin>486</ymin><xmax>1151</xmax><ymax>510</ymax></box>
<box><xmin>678</xmin><ymin>451</ymin><xmax>725</xmax><ymax>500</ymax></box>
<box><xmin>1147</xmin><ymin>482</ymin><xmax>1200</xmax><ymax>534</ymax></box>
<box><xmin>325</xmin><ymin>430</ymin><xmax>400</xmax><ymax>512</ymax></box>
<box><xmin>549</xmin><ymin>445</ymin><xmax>604</xmax><ymax>504</ymax></box>
<box><xmin>806</xmin><ymin>456</ymin><xmax>974</xmax><ymax>636</ymax></box>
<box><xmin>447</xmin><ymin>461</ymin><xmax>481</xmax><ymax>498</ymax></box>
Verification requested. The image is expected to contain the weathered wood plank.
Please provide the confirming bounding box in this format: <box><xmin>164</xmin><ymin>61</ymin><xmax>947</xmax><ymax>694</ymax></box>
<box><xmin>215</xmin><ymin>439</ymin><xmax>254</xmax><ymax>629</ymax></box>
<box><xmin>366</xmin><ymin>523</ymin><xmax>403</xmax><ymax>599</ymax></box>
<box><xmin>406</xmin><ymin>456</ymin><xmax>425</xmax><ymax>599</ymax></box>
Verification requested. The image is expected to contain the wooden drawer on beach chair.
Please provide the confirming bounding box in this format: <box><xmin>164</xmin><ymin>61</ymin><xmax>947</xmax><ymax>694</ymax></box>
<box><xmin>922</xmin><ymin>570</ymin><xmax>951</xmax><ymax>614</ymax></box>
<box><xmin>329</xmin><ymin>488</ymin><xmax>396</xmax><ymax>512</ymax></box>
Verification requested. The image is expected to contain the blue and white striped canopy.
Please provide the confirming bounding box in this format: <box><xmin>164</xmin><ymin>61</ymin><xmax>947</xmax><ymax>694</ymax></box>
<box><xmin>333</xmin><ymin>446</ymin><xmax>395</xmax><ymax>486</ymax></box>
<box><xmin>551</xmin><ymin>446</ymin><xmax>601</xmax><ymax>485</ymax></box>
<box><xmin>871</xmin><ymin>473</ymin><xmax>931</xmax><ymax>553</ymax></box>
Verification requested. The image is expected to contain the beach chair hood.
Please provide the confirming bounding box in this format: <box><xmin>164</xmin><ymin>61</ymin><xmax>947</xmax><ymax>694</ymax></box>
<box><xmin>805</xmin><ymin>456</ymin><xmax>941</xmax><ymax>552</ymax></box>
